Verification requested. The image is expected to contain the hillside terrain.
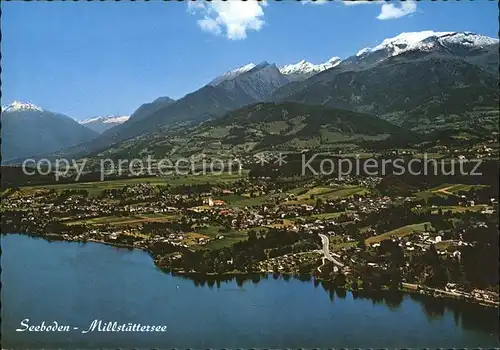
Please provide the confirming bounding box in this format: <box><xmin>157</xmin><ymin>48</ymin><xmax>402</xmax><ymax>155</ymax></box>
<box><xmin>273</xmin><ymin>32</ymin><xmax>499</xmax><ymax>133</ymax></box>
<box><xmin>1</xmin><ymin>102</ymin><xmax>98</xmax><ymax>162</ymax></box>
<box><xmin>90</xmin><ymin>102</ymin><xmax>415</xmax><ymax>160</ymax></box>
<box><xmin>281</xmin><ymin>56</ymin><xmax>498</xmax><ymax>132</ymax></box>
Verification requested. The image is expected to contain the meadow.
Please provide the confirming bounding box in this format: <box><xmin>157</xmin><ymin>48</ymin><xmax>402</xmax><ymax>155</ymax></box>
<box><xmin>365</xmin><ymin>222</ymin><xmax>433</xmax><ymax>245</ymax></box>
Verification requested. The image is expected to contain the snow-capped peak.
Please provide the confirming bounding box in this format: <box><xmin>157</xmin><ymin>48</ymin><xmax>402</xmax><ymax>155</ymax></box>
<box><xmin>103</xmin><ymin>115</ymin><xmax>130</xmax><ymax>124</ymax></box>
<box><xmin>80</xmin><ymin>115</ymin><xmax>130</xmax><ymax>125</ymax></box>
<box><xmin>356</xmin><ymin>47</ymin><xmax>372</xmax><ymax>57</ymax></box>
<box><xmin>209</xmin><ymin>63</ymin><xmax>257</xmax><ymax>86</ymax></box>
<box><xmin>280</xmin><ymin>60</ymin><xmax>316</xmax><ymax>74</ymax></box>
<box><xmin>358</xmin><ymin>31</ymin><xmax>498</xmax><ymax>57</ymax></box>
<box><xmin>325</xmin><ymin>56</ymin><xmax>342</xmax><ymax>64</ymax></box>
<box><xmin>373</xmin><ymin>31</ymin><xmax>453</xmax><ymax>53</ymax></box>
<box><xmin>438</xmin><ymin>31</ymin><xmax>499</xmax><ymax>47</ymax></box>
<box><xmin>279</xmin><ymin>56</ymin><xmax>341</xmax><ymax>82</ymax></box>
<box><xmin>1</xmin><ymin>100</ymin><xmax>43</xmax><ymax>113</ymax></box>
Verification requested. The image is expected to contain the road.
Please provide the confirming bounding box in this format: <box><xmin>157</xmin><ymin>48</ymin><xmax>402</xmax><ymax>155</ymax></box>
<box><xmin>318</xmin><ymin>233</ymin><xmax>344</xmax><ymax>271</ymax></box>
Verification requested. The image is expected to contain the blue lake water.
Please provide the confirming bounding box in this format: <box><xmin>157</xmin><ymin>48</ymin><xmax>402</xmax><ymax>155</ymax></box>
<box><xmin>1</xmin><ymin>234</ymin><xmax>498</xmax><ymax>348</ymax></box>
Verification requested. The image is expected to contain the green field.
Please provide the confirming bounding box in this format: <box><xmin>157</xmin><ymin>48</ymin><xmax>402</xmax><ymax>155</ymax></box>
<box><xmin>202</xmin><ymin>233</ymin><xmax>248</xmax><ymax>250</ymax></box>
<box><xmin>326</xmin><ymin>234</ymin><xmax>357</xmax><ymax>252</ymax></box>
<box><xmin>430</xmin><ymin>205</ymin><xmax>490</xmax><ymax>214</ymax></box>
<box><xmin>63</xmin><ymin>213</ymin><xmax>178</xmax><ymax>226</ymax></box>
<box><xmin>292</xmin><ymin>211</ymin><xmax>355</xmax><ymax>222</ymax></box>
<box><xmin>366</xmin><ymin>222</ymin><xmax>432</xmax><ymax>245</ymax></box>
<box><xmin>416</xmin><ymin>183</ymin><xmax>487</xmax><ymax>200</ymax></box>
<box><xmin>217</xmin><ymin>194</ymin><xmax>276</xmax><ymax>208</ymax></box>
<box><xmin>23</xmin><ymin>172</ymin><xmax>247</xmax><ymax>197</ymax></box>
<box><xmin>190</xmin><ymin>225</ymin><xmax>249</xmax><ymax>250</ymax></box>
<box><xmin>286</xmin><ymin>185</ymin><xmax>369</xmax><ymax>205</ymax></box>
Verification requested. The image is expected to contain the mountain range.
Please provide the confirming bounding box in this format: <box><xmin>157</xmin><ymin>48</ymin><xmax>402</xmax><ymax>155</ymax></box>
<box><xmin>279</xmin><ymin>57</ymin><xmax>342</xmax><ymax>82</ymax></box>
<box><xmin>89</xmin><ymin>101</ymin><xmax>414</xmax><ymax>161</ymax></box>
<box><xmin>4</xmin><ymin>30</ymin><xmax>499</xmax><ymax>162</ymax></box>
<box><xmin>1</xmin><ymin>101</ymin><xmax>98</xmax><ymax>162</ymax></box>
<box><xmin>272</xmin><ymin>32</ymin><xmax>499</xmax><ymax>126</ymax></box>
<box><xmin>80</xmin><ymin>115</ymin><xmax>130</xmax><ymax>134</ymax></box>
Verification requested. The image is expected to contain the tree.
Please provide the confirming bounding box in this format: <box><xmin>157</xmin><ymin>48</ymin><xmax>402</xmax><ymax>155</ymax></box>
<box><xmin>315</xmin><ymin>198</ymin><xmax>324</xmax><ymax>210</ymax></box>
<box><xmin>334</xmin><ymin>271</ymin><xmax>347</xmax><ymax>287</ymax></box>
<box><xmin>423</xmin><ymin>244</ymin><xmax>448</xmax><ymax>287</ymax></box>
<box><xmin>357</xmin><ymin>237</ymin><xmax>366</xmax><ymax>251</ymax></box>
<box><xmin>389</xmin><ymin>268</ymin><xmax>402</xmax><ymax>290</ymax></box>
<box><xmin>248</xmin><ymin>230</ymin><xmax>257</xmax><ymax>242</ymax></box>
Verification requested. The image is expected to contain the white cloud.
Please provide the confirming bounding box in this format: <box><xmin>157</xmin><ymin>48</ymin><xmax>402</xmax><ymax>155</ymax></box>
<box><xmin>188</xmin><ymin>1</ymin><xmax>266</xmax><ymax>40</ymax></box>
<box><xmin>323</xmin><ymin>0</ymin><xmax>417</xmax><ymax>20</ymax></box>
<box><xmin>303</xmin><ymin>0</ymin><xmax>378</xmax><ymax>5</ymax></box>
<box><xmin>302</xmin><ymin>0</ymin><xmax>329</xmax><ymax>5</ymax></box>
<box><xmin>198</xmin><ymin>17</ymin><xmax>222</xmax><ymax>36</ymax></box>
<box><xmin>377</xmin><ymin>1</ymin><xmax>417</xmax><ymax>20</ymax></box>
<box><xmin>343</xmin><ymin>0</ymin><xmax>380</xmax><ymax>5</ymax></box>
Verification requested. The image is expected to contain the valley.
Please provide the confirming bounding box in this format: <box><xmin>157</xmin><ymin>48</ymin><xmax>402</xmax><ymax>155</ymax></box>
<box><xmin>2</xmin><ymin>3</ymin><xmax>499</xmax><ymax>348</ymax></box>
<box><xmin>2</xmin><ymin>146</ymin><xmax>499</xmax><ymax>307</ymax></box>
<box><xmin>2</xmin><ymin>31</ymin><xmax>499</xmax><ymax>304</ymax></box>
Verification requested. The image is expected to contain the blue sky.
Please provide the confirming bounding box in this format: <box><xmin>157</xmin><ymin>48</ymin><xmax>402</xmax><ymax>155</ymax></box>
<box><xmin>2</xmin><ymin>0</ymin><xmax>498</xmax><ymax>120</ymax></box>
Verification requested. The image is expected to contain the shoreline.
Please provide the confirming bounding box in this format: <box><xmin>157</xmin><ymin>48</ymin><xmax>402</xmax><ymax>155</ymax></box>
<box><xmin>4</xmin><ymin>232</ymin><xmax>499</xmax><ymax>309</ymax></box>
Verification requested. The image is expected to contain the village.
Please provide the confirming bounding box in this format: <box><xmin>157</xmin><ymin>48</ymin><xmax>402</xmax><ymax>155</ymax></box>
<box><xmin>1</xmin><ymin>171</ymin><xmax>498</xmax><ymax>307</ymax></box>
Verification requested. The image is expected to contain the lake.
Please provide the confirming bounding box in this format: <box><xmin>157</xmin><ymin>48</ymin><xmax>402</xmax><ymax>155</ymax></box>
<box><xmin>1</xmin><ymin>234</ymin><xmax>498</xmax><ymax>348</ymax></box>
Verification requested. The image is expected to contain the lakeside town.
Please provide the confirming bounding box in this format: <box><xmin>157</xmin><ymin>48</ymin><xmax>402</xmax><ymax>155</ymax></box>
<box><xmin>3</xmin><ymin>0</ymin><xmax>500</xmax><ymax>347</ymax></box>
<box><xmin>2</xmin><ymin>164</ymin><xmax>498</xmax><ymax>308</ymax></box>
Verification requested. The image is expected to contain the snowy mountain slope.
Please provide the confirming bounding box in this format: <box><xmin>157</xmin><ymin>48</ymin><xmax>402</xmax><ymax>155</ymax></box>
<box><xmin>349</xmin><ymin>31</ymin><xmax>499</xmax><ymax>71</ymax></box>
<box><xmin>272</xmin><ymin>30</ymin><xmax>499</xmax><ymax>101</ymax></box>
<box><xmin>1</xmin><ymin>101</ymin><xmax>43</xmax><ymax>113</ymax></box>
<box><xmin>80</xmin><ymin>115</ymin><xmax>130</xmax><ymax>134</ymax></box>
<box><xmin>82</xmin><ymin>115</ymin><xmax>130</xmax><ymax>124</ymax></box>
<box><xmin>209</xmin><ymin>63</ymin><xmax>257</xmax><ymax>86</ymax></box>
<box><xmin>211</xmin><ymin>56</ymin><xmax>343</xmax><ymax>89</ymax></box>
<box><xmin>216</xmin><ymin>62</ymin><xmax>290</xmax><ymax>101</ymax></box>
<box><xmin>274</xmin><ymin>31</ymin><xmax>499</xmax><ymax>132</ymax></box>
<box><xmin>97</xmin><ymin>96</ymin><xmax>176</xmax><ymax>141</ymax></box>
<box><xmin>37</xmin><ymin>30</ymin><xmax>499</xmax><ymax>160</ymax></box>
<box><xmin>279</xmin><ymin>57</ymin><xmax>341</xmax><ymax>82</ymax></box>
<box><xmin>358</xmin><ymin>31</ymin><xmax>498</xmax><ymax>58</ymax></box>
<box><xmin>92</xmin><ymin>60</ymin><xmax>321</xmax><ymax>146</ymax></box>
<box><xmin>82</xmin><ymin>63</ymin><xmax>289</xmax><ymax>148</ymax></box>
<box><xmin>1</xmin><ymin>101</ymin><xmax>98</xmax><ymax>162</ymax></box>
